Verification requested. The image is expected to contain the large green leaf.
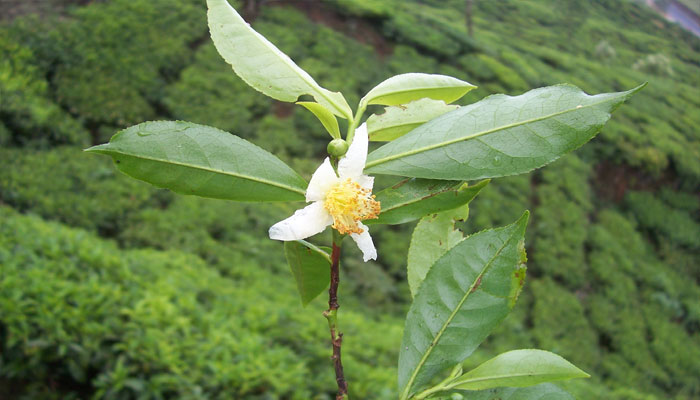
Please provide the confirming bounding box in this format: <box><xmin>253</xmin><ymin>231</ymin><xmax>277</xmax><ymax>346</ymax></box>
<box><xmin>439</xmin><ymin>383</ymin><xmax>574</xmax><ymax>400</ymax></box>
<box><xmin>367</xmin><ymin>99</ymin><xmax>459</xmax><ymax>142</ymax></box>
<box><xmin>207</xmin><ymin>0</ymin><xmax>352</xmax><ymax>119</ymax></box>
<box><xmin>284</xmin><ymin>241</ymin><xmax>331</xmax><ymax>306</ymax></box>
<box><xmin>447</xmin><ymin>349</ymin><xmax>589</xmax><ymax>391</ymax></box>
<box><xmin>362</xmin><ymin>73</ymin><xmax>475</xmax><ymax>107</ymax></box>
<box><xmin>369</xmin><ymin>179</ymin><xmax>488</xmax><ymax>226</ymax></box>
<box><xmin>366</xmin><ymin>84</ymin><xmax>645</xmax><ymax>179</ymax></box>
<box><xmin>406</xmin><ymin>207</ymin><xmax>469</xmax><ymax>298</ymax></box>
<box><xmin>398</xmin><ymin>213</ymin><xmax>529</xmax><ymax>399</ymax></box>
<box><xmin>86</xmin><ymin>121</ymin><xmax>307</xmax><ymax>202</ymax></box>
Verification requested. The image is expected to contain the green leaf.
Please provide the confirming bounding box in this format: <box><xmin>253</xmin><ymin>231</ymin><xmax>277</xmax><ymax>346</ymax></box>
<box><xmin>369</xmin><ymin>178</ymin><xmax>488</xmax><ymax>226</ymax></box>
<box><xmin>85</xmin><ymin>121</ymin><xmax>307</xmax><ymax>202</ymax></box>
<box><xmin>284</xmin><ymin>241</ymin><xmax>331</xmax><ymax>306</ymax></box>
<box><xmin>297</xmin><ymin>101</ymin><xmax>341</xmax><ymax>139</ymax></box>
<box><xmin>406</xmin><ymin>207</ymin><xmax>469</xmax><ymax>299</ymax></box>
<box><xmin>398</xmin><ymin>212</ymin><xmax>530</xmax><ymax>399</ymax></box>
<box><xmin>366</xmin><ymin>84</ymin><xmax>646</xmax><ymax>179</ymax></box>
<box><xmin>207</xmin><ymin>0</ymin><xmax>352</xmax><ymax>119</ymax></box>
<box><xmin>362</xmin><ymin>73</ymin><xmax>475</xmax><ymax>107</ymax></box>
<box><xmin>368</xmin><ymin>99</ymin><xmax>459</xmax><ymax>142</ymax></box>
<box><xmin>440</xmin><ymin>383</ymin><xmax>574</xmax><ymax>400</ymax></box>
<box><xmin>447</xmin><ymin>349</ymin><xmax>589</xmax><ymax>391</ymax></box>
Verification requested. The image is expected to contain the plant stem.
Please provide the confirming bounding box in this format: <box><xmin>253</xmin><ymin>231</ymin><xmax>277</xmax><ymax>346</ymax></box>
<box><xmin>324</xmin><ymin>229</ymin><xmax>348</xmax><ymax>399</ymax></box>
<box><xmin>345</xmin><ymin>101</ymin><xmax>367</xmax><ymax>145</ymax></box>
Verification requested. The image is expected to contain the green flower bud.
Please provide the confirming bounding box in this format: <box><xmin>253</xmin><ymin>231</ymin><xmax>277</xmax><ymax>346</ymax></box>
<box><xmin>327</xmin><ymin>139</ymin><xmax>349</xmax><ymax>157</ymax></box>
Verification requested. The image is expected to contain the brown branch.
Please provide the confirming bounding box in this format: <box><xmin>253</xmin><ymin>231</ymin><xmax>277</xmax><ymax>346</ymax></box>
<box><xmin>324</xmin><ymin>231</ymin><xmax>348</xmax><ymax>399</ymax></box>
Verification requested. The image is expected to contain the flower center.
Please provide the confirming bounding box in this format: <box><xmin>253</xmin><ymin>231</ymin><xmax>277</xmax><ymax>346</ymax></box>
<box><xmin>324</xmin><ymin>178</ymin><xmax>380</xmax><ymax>235</ymax></box>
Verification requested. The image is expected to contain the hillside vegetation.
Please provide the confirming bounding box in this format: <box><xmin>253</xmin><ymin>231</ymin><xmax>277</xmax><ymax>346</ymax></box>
<box><xmin>1</xmin><ymin>0</ymin><xmax>698</xmax><ymax>399</ymax></box>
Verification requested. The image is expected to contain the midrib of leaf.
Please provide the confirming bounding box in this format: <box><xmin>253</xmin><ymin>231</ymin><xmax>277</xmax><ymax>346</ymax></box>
<box><xmin>451</xmin><ymin>372</ymin><xmax>575</xmax><ymax>388</ymax></box>
<box><xmin>104</xmin><ymin>149</ymin><xmax>307</xmax><ymax>196</ymax></box>
<box><xmin>251</xmin><ymin>28</ymin><xmax>349</xmax><ymax>119</ymax></box>
<box><xmin>297</xmin><ymin>240</ymin><xmax>331</xmax><ymax>263</ymax></box>
<box><xmin>214</xmin><ymin>1</ymin><xmax>350</xmax><ymax>119</ymax></box>
<box><xmin>382</xmin><ymin>185</ymin><xmax>459</xmax><ymax>212</ymax></box>
<box><xmin>400</xmin><ymin>234</ymin><xmax>514</xmax><ymax>400</ymax></box>
<box><xmin>369</xmin><ymin>86</ymin><xmax>466</xmax><ymax>102</ymax></box>
<box><xmin>371</xmin><ymin>121</ymin><xmax>422</xmax><ymax>134</ymax></box>
<box><xmin>366</xmin><ymin>96</ymin><xmax>614</xmax><ymax>169</ymax></box>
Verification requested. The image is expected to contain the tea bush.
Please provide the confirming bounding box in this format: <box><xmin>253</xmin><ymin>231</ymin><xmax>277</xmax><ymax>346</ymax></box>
<box><xmin>0</xmin><ymin>31</ymin><xmax>88</xmax><ymax>147</ymax></box>
<box><xmin>0</xmin><ymin>206</ymin><xmax>401</xmax><ymax>399</ymax></box>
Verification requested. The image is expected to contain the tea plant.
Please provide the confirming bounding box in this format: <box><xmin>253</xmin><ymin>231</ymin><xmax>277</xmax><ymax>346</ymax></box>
<box><xmin>87</xmin><ymin>1</ymin><xmax>643</xmax><ymax>398</ymax></box>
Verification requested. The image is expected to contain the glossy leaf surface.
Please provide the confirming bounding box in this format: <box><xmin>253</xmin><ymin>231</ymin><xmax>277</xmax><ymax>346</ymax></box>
<box><xmin>86</xmin><ymin>121</ymin><xmax>307</xmax><ymax>202</ymax></box>
<box><xmin>448</xmin><ymin>349</ymin><xmax>589</xmax><ymax>391</ymax></box>
<box><xmin>366</xmin><ymin>84</ymin><xmax>645</xmax><ymax>179</ymax></box>
<box><xmin>284</xmin><ymin>241</ymin><xmax>331</xmax><ymax>306</ymax></box>
<box><xmin>207</xmin><ymin>0</ymin><xmax>352</xmax><ymax>119</ymax></box>
<box><xmin>362</xmin><ymin>73</ymin><xmax>475</xmax><ymax>106</ymax></box>
<box><xmin>367</xmin><ymin>99</ymin><xmax>458</xmax><ymax>142</ymax></box>
<box><xmin>369</xmin><ymin>179</ymin><xmax>488</xmax><ymax>226</ymax></box>
<box><xmin>443</xmin><ymin>383</ymin><xmax>574</xmax><ymax>400</ymax></box>
<box><xmin>407</xmin><ymin>207</ymin><xmax>469</xmax><ymax>298</ymax></box>
<box><xmin>297</xmin><ymin>101</ymin><xmax>341</xmax><ymax>139</ymax></box>
<box><xmin>398</xmin><ymin>213</ymin><xmax>529</xmax><ymax>399</ymax></box>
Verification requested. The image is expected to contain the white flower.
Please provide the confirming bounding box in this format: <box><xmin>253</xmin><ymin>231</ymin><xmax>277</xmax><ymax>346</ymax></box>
<box><xmin>268</xmin><ymin>123</ymin><xmax>380</xmax><ymax>261</ymax></box>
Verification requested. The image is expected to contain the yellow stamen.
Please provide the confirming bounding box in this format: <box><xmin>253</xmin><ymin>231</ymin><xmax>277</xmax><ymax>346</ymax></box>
<box><xmin>324</xmin><ymin>178</ymin><xmax>380</xmax><ymax>235</ymax></box>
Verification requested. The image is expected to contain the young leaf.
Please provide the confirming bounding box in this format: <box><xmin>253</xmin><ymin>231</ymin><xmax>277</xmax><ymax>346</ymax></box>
<box><xmin>207</xmin><ymin>0</ymin><xmax>352</xmax><ymax>119</ymax></box>
<box><xmin>441</xmin><ymin>383</ymin><xmax>575</xmax><ymax>400</ymax></box>
<box><xmin>368</xmin><ymin>178</ymin><xmax>489</xmax><ymax>226</ymax></box>
<box><xmin>85</xmin><ymin>121</ymin><xmax>307</xmax><ymax>202</ymax></box>
<box><xmin>297</xmin><ymin>101</ymin><xmax>341</xmax><ymax>139</ymax></box>
<box><xmin>362</xmin><ymin>73</ymin><xmax>475</xmax><ymax>107</ymax></box>
<box><xmin>398</xmin><ymin>212</ymin><xmax>529</xmax><ymax>399</ymax></box>
<box><xmin>284</xmin><ymin>241</ymin><xmax>331</xmax><ymax>306</ymax></box>
<box><xmin>406</xmin><ymin>207</ymin><xmax>469</xmax><ymax>298</ymax></box>
<box><xmin>366</xmin><ymin>84</ymin><xmax>646</xmax><ymax>180</ymax></box>
<box><xmin>447</xmin><ymin>349</ymin><xmax>589</xmax><ymax>391</ymax></box>
<box><xmin>367</xmin><ymin>99</ymin><xmax>458</xmax><ymax>142</ymax></box>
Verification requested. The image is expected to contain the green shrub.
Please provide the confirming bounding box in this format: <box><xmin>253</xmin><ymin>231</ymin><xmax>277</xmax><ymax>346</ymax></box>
<box><xmin>530</xmin><ymin>277</ymin><xmax>600</xmax><ymax>371</ymax></box>
<box><xmin>388</xmin><ymin>45</ymin><xmax>439</xmax><ymax>75</ymax></box>
<box><xmin>325</xmin><ymin>0</ymin><xmax>396</xmax><ymax>18</ymax></box>
<box><xmin>383</xmin><ymin>5</ymin><xmax>462</xmax><ymax>57</ymax></box>
<box><xmin>48</xmin><ymin>0</ymin><xmax>207</xmax><ymax>126</ymax></box>
<box><xmin>0</xmin><ymin>206</ymin><xmax>401</xmax><ymax>399</ymax></box>
<box><xmin>587</xmin><ymin>210</ymin><xmax>699</xmax><ymax>397</ymax></box>
<box><xmin>0</xmin><ymin>30</ymin><xmax>89</xmax><ymax>147</ymax></box>
<box><xmin>625</xmin><ymin>191</ymin><xmax>700</xmax><ymax>250</ymax></box>
<box><xmin>163</xmin><ymin>43</ymin><xmax>271</xmax><ymax>139</ymax></box>
<box><xmin>530</xmin><ymin>155</ymin><xmax>593</xmax><ymax>288</ymax></box>
<box><xmin>0</xmin><ymin>147</ymin><xmax>160</xmax><ymax>234</ymax></box>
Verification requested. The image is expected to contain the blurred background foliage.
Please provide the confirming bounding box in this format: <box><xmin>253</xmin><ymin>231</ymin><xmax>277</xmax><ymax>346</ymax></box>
<box><xmin>0</xmin><ymin>0</ymin><xmax>698</xmax><ymax>399</ymax></box>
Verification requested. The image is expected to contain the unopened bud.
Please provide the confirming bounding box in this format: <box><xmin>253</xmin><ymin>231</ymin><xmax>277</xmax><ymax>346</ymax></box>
<box><xmin>327</xmin><ymin>139</ymin><xmax>349</xmax><ymax>157</ymax></box>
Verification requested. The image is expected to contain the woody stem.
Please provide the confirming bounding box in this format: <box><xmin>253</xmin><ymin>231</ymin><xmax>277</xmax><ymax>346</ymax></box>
<box><xmin>324</xmin><ymin>229</ymin><xmax>348</xmax><ymax>400</ymax></box>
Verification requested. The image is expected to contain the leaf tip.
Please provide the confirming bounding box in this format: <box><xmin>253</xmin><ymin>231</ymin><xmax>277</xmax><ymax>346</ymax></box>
<box><xmin>517</xmin><ymin>210</ymin><xmax>530</xmax><ymax>226</ymax></box>
<box><xmin>629</xmin><ymin>81</ymin><xmax>648</xmax><ymax>96</ymax></box>
<box><xmin>83</xmin><ymin>143</ymin><xmax>110</xmax><ymax>154</ymax></box>
<box><xmin>474</xmin><ymin>178</ymin><xmax>491</xmax><ymax>188</ymax></box>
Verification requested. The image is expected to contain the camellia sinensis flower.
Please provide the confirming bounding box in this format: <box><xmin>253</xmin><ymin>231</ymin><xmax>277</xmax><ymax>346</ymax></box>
<box><xmin>269</xmin><ymin>123</ymin><xmax>380</xmax><ymax>261</ymax></box>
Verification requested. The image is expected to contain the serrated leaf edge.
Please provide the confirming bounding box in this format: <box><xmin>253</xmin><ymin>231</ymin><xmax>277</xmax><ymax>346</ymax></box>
<box><xmin>401</xmin><ymin>212</ymin><xmax>529</xmax><ymax>399</ymax></box>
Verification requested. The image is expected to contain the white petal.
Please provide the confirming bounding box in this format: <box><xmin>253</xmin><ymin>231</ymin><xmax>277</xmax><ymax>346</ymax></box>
<box><xmin>356</xmin><ymin>175</ymin><xmax>374</xmax><ymax>191</ymax></box>
<box><xmin>306</xmin><ymin>157</ymin><xmax>339</xmax><ymax>202</ymax></box>
<box><xmin>338</xmin><ymin>123</ymin><xmax>368</xmax><ymax>179</ymax></box>
<box><xmin>350</xmin><ymin>222</ymin><xmax>377</xmax><ymax>262</ymax></box>
<box><xmin>269</xmin><ymin>202</ymin><xmax>332</xmax><ymax>241</ymax></box>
